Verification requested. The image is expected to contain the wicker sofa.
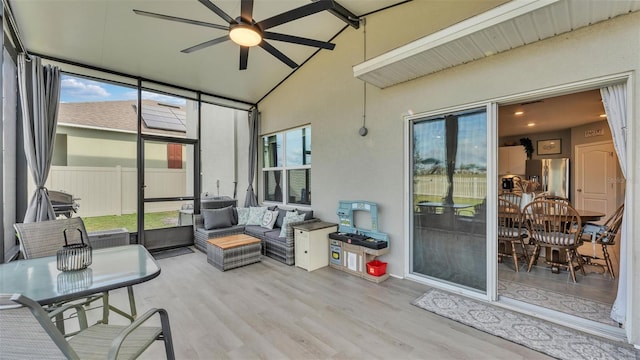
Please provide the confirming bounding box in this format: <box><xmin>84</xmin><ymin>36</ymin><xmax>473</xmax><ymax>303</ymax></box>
<box><xmin>193</xmin><ymin>206</ymin><xmax>318</xmax><ymax>265</ymax></box>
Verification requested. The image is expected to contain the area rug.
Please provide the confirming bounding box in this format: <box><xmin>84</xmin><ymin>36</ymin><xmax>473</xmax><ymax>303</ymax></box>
<box><xmin>412</xmin><ymin>289</ymin><xmax>637</xmax><ymax>360</ymax></box>
<box><xmin>498</xmin><ymin>280</ymin><xmax>618</xmax><ymax>326</ymax></box>
<box><xmin>151</xmin><ymin>247</ymin><xmax>194</xmax><ymax>260</ymax></box>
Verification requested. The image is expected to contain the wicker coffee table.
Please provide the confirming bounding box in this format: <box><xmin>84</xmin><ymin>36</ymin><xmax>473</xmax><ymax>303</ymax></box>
<box><xmin>207</xmin><ymin>234</ymin><xmax>262</xmax><ymax>271</ymax></box>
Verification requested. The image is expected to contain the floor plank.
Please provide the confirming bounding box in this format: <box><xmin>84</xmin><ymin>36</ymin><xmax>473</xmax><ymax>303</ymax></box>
<box><xmin>98</xmin><ymin>248</ymin><xmax>552</xmax><ymax>359</ymax></box>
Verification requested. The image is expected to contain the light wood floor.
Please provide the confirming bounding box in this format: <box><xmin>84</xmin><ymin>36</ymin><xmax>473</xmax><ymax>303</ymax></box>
<box><xmin>499</xmin><ymin>261</ymin><xmax>618</xmax><ymax>304</ymax></box>
<box><xmin>100</xmin><ymin>248</ymin><xmax>552</xmax><ymax>359</ymax></box>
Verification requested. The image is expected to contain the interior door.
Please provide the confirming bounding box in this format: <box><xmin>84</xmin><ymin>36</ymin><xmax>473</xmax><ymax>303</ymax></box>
<box><xmin>574</xmin><ymin>141</ymin><xmax>617</xmax><ymax>216</ymax></box>
<box><xmin>574</xmin><ymin>141</ymin><xmax>619</xmax><ymax>269</ymax></box>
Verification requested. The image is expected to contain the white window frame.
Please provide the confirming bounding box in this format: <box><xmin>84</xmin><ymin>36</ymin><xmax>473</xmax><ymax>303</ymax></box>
<box><xmin>262</xmin><ymin>125</ymin><xmax>311</xmax><ymax>206</ymax></box>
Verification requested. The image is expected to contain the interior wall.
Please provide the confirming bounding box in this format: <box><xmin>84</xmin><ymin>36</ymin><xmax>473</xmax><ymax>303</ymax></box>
<box><xmin>571</xmin><ymin>120</ymin><xmax>624</xmax><ymax>206</ymax></box>
<box><xmin>500</xmin><ymin>129</ymin><xmax>571</xmax><ymax>160</ymax></box>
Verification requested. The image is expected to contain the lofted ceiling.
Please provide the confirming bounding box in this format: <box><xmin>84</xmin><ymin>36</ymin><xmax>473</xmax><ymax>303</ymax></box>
<box><xmin>7</xmin><ymin>0</ymin><xmax>407</xmax><ymax>106</ymax></box>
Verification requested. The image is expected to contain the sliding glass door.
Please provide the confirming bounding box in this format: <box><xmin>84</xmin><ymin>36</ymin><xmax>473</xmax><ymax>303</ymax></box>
<box><xmin>409</xmin><ymin>107</ymin><xmax>488</xmax><ymax>292</ymax></box>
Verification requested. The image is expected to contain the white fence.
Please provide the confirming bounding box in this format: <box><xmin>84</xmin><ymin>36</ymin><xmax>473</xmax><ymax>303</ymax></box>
<box><xmin>414</xmin><ymin>175</ymin><xmax>486</xmax><ymax>200</ymax></box>
<box><xmin>30</xmin><ymin>166</ymin><xmax>188</xmax><ymax>217</ymax></box>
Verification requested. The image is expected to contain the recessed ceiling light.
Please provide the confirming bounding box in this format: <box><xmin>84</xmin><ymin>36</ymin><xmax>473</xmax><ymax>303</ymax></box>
<box><xmin>600</xmin><ymin>114</ymin><xmax>607</xmax><ymax>118</ymax></box>
<box><xmin>527</xmin><ymin>123</ymin><xmax>535</xmax><ymax>127</ymax></box>
<box><xmin>514</xmin><ymin>111</ymin><xmax>524</xmax><ymax>115</ymax></box>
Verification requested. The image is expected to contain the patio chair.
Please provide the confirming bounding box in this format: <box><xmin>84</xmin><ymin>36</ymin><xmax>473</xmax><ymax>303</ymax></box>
<box><xmin>523</xmin><ymin>200</ymin><xmax>586</xmax><ymax>282</ymax></box>
<box><xmin>580</xmin><ymin>203</ymin><xmax>624</xmax><ymax>279</ymax></box>
<box><xmin>0</xmin><ymin>293</ymin><xmax>174</xmax><ymax>360</ymax></box>
<box><xmin>497</xmin><ymin>198</ymin><xmax>529</xmax><ymax>271</ymax></box>
<box><xmin>13</xmin><ymin>218</ymin><xmax>137</xmax><ymax>333</ymax></box>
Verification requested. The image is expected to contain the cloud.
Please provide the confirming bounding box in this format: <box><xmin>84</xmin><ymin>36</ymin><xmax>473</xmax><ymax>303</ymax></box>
<box><xmin>141</xmin><ymin>91</ymin><xmax>187</xmax><ymax>106</ymax></box>
<box><xmin>61</xmin><ymin>77</ymin><xmax>110</xmax><ymax>100</ymax></box>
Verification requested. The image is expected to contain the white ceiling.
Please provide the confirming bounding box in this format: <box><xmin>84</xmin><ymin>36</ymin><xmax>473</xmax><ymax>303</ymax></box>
<box><xmin>7</xmin><ymin>0</ymin><xmax>405</xmax><ymax>106</ymax></box>
<box><xmin>498</xmin><ymin>89</ymin><xmax>605</xmax><ymax>137</ymax></box>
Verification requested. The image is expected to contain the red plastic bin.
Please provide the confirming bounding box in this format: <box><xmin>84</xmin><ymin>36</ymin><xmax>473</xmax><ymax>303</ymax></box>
<box><xmin>366</xmin><ymin>260</ymin><xmax>387</xmax><ymax>276</ymax></box>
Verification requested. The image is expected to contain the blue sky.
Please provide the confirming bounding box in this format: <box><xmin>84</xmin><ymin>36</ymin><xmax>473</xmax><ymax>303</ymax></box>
<box><xmin>60</xmin><ymin>74</ymin><xmax>186</xmax><ymax>105</ymax></box>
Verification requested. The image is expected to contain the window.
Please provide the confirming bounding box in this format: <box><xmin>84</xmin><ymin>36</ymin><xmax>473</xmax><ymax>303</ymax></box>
<box><xmin>262</xmin><ymin>126</ymin><xmax>311</xmax><ymax>205</ymax></box>
<box><xmin>167</xmin><ymin>143</ymin><xmax>183</xmax><ymax>169</ymax></box>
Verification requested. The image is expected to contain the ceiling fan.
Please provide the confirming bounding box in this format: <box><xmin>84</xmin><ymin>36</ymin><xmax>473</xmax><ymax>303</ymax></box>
<box><xmin>134</xmin><ymin>0</ymin><xmax>337</xmax><ymax>70</ymax></box>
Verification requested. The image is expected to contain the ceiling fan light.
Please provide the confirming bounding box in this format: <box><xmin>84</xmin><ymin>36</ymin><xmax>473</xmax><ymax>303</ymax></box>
<box><xmin>230</xmin><ymin>24</ymin><xmax>262</xmax><ymax>47</ymax></box>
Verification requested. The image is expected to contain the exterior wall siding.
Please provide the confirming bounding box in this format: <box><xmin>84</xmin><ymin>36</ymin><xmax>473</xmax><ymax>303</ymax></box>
<box><xmin>259</xmin><ymin>2</ymin><xmax>639</xmax><ymax>345</ymax></box>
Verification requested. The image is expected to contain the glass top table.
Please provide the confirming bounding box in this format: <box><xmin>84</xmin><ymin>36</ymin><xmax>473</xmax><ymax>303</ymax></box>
<box><xmin>0</xmin><ymin>244</ymin><xmax>160</xmax><ymax>306</ymax></box>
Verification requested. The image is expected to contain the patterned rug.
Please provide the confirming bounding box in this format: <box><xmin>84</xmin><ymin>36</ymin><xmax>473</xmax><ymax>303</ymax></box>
<box><xmin>412</xmin><ymin>289</ymin><xmax>637</xmax><ymax>360</ymax></box>
<box><xmin>498</xmin><ymin>280</ymin><xmax>618</xmax><ymax>326</ymax></box>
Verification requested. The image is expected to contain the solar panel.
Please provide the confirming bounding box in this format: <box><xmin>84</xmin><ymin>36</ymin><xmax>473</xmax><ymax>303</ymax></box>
<box><xmin>140</xmin><ymin>104</ymin><xmax>186</xmax><ymax>132</ymax></box>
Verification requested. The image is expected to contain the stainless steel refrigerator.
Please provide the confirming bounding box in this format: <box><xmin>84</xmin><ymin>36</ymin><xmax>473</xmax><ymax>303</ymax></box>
<box><xmin>525</xmin><ymin>158</ymin><xmax>570</xmax><ymax>198</ymax></box>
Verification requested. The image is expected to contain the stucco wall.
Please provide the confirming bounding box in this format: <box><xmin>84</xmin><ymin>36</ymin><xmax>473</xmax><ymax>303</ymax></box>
<box><xmin>259</xmin><ymin>2</ymin><xmax>639</xmax><ymax>344</ymax></box>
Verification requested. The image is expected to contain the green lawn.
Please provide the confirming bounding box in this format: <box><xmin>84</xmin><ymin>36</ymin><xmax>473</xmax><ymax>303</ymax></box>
<box><xmin>82</xmin><ymin>211</ymin><xmax>180</xmax><ymax>233</ymax></box>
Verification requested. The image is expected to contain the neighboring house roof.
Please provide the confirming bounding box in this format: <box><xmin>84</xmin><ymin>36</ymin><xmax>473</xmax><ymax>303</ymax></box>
<box><xmin>57</xmin><ymin>99</ymin><xmax>186</xmax><ymax>136</ymax></box>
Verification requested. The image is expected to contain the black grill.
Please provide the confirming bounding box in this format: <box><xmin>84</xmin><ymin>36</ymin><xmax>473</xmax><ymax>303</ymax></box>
<box><xmin>49</xmin><ymin>190</ymin><xmax>80</xmax><ymax>218</ymax></box>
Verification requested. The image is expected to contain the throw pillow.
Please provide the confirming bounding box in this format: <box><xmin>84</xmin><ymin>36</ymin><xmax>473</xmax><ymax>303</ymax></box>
<box><xmin>236</xmin><ymin>207</ymin><xmax>250</xmax><ymax>225</ymax></box>
<box><xmin>275</xmin><ymin>209</ymin><xmax>295</xmax><ymax>228</ymax></box>
<box><xmin>246</xmin><ymin>206</ymin><xmax>268</xmax><ymax>225</ymax></box>
<box><xmin>261</xmin><ymin>210</ymin><xmax>279</xmax><ymax>229</ymax></box>
<box><xmin>202</xmin><ymin>206</ymin><xmax>234</xmax><ymax>230</ymax></box>
<box><xmin>296</xmin><ymin>209</ymin><xmax>314</xmax><ymax>221</ymax></box>
<box><xmin>279</xmin><ymin>213</ymin><xmax>305</xmax><ymax>238</ymax></box>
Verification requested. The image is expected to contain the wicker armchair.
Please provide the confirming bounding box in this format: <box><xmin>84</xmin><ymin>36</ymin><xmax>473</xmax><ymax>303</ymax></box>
<box><xmin>0</xmin><ymin>293</ymin><xmax>174</xmax><ymax>360</ymax></box>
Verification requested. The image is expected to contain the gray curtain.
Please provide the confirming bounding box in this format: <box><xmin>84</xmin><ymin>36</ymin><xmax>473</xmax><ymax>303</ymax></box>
<box><xmin>244</xmin><ymin>108</ymin><xmax>259</xmax><ymax>207</ymax></box>
<box><xmin>17</xmin><ymin>54</ymin><xmax>61</xmax><ymax>222</ymax></box>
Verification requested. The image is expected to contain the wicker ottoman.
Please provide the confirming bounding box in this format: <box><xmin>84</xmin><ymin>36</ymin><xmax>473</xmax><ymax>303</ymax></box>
<box><xmin>207</xmin><ymin>234</ymin><xmax>262</xmax><ymax>271</ymax></box>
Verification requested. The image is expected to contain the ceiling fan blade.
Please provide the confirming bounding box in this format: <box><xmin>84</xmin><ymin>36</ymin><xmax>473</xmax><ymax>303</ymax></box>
<box><xmin>240</xmin><ymin>0</ymin><xmax>254</xmax><ymax>23</ymax></box>
<box><xmin>263</xmin><ymin>32</ymin><xmax>335</xmax><ymax>50</ymax></box>
<box><xmin>198</xmin><ymin>0</ymin><xmax>235</xmax><ymax>24</ymax></box>
<box><xmin>132</xmin><ymin>9</ymin><xmax>229</xmax><ymax>31</ymax></box>
<box><xmin>259</xmin><ymin>41</ymin><xmax>298</xmax><ymax>69</ymax></box>
<box><xmin>239</xmin><ymin>46</ymin><xmax>249</xmax><ymax>70</ymax></box>
<box><xmin>181</xmin><ymin>35</ymin><xmax>229</xmax><ymax>53</ymax></box>
<box><xmin>257</xmin><ymin>0</ymin><xmax>334</xmax><ymax>30</ymax></box>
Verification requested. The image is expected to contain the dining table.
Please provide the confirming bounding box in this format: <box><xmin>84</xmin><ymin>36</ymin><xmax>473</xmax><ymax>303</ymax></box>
<box><xmin>0</xmin><ymin>244</ymin><xmax>160</xmax><ymax>329</ymax></box>
<box><xmin>573</xmin><ymin>209</ymin><xmax>605</xmax><ymax>222</ymax></box>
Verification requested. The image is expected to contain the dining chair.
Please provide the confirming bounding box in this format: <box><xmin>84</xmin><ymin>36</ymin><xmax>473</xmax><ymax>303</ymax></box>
<box><xmin>580</xmin><ymin>203</ymin><xmax>624</xmax><ymax>279</ymax></box>
<box><xmin>523</xmin><ymin>199</ymin><xmax>586</xmax><ymax>282</ymax></box>
<box><xmin>497</xmin><ymin>198</ymin><xmax>529</xmax><ymax>271</ymax></box>
<box><xmin>535</xmin><ymin>193</ymin><xmax>570</xmax><ymax>204</ymax></box>
<box><xmin>13</xmin><ymin>218</ymin><xmax>137</xmax><ymax>333</ymax></box>
<box><xmin>498</xmin><ymin>193</ymin><xmax>522</xmax><ymax>208</ymax></box>
<box><xmin>0</xmin><ymin>293</ymin><xmax>175</xmax><ymax>360</ymax></box>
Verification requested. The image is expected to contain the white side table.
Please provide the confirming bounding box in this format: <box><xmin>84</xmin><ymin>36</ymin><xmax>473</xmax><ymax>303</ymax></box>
<box><xmin>293</xmin><ymin>221</ymin><xmax>337</xmax><ymax>271</ymax></box>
